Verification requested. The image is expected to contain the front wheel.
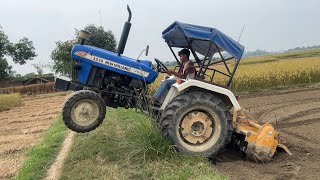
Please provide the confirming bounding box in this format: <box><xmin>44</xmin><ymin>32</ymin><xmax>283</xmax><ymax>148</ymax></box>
<box><xmin>159</xmin><ymin>91</ymin><xmax>233</xmax><ymax>157</ymax></box>
<box><xmin>62</xmin><ymin>90</ymin><xmax>106</xmax><ymax>133</ymax></box>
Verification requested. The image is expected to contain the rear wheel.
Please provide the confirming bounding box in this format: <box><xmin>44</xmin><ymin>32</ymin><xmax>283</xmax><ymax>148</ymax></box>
<box><xmin>159</xmin><ymin>91</ymin><xmax>233</xmax><ymax>157</ymax></box>
<box><xmin>62</xmin><ymin>90</ymin><xmax>106</xmax><ymax>133</ymax></box>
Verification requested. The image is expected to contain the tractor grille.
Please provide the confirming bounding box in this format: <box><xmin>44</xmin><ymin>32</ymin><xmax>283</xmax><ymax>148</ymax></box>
<box><xmin>71</xmin><ymin>59</ymin><xmax>79</xmax><ymax>80</ymax></box>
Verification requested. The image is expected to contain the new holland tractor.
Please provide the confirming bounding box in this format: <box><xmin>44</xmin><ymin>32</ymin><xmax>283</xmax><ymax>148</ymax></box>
<box><xmin>55</xmin><ymin>6</ymin><xmax>291</xmax><ymax>162</ymax></box>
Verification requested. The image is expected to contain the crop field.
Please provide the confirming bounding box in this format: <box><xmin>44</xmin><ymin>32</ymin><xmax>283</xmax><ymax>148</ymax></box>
<box><xmin>0</xmin><ymin>94</ymin><xmax>23</xmax><ymax>112</ymax></box>
<box><xmin>0</xmin><ymin>94</ymin><xmax>67</xmax><ymax>179</ymax></box>
<box><xmin>230</xmin><ymin>56</ymin><xmax>320</xmax><ymax>92</ymax></box>
<box><xmin>150</xmin><ymin>49</ymin><xmax>320</xmax><ymax>93</ymax></box>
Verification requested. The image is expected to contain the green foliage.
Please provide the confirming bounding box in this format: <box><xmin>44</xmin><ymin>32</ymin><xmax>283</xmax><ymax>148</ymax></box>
<box><xmin>0</xmin><ymin>26</ymin><xmax>36</xmax><ymax>81</ymax></box>
<box><xmin>0</xmin><ymin>28</ymin><xmax>9</xmax><ymax>55</ymax></box>
<box><xmin>51</xmin><ymin>40</ymin><xmax>74</xmax><ymax>76</ymax></box>
<box><xmin>23</xmin><ymin>72</ymin><xmax>37</xmax><ymax>79</ymax></box>
<box><xmin>288</xmin><ymin>45</ymin><xmax>320</xmax><ymax>51</ymax></box>
<box><xmin>0</xmin><ymin>58</ymin><xmax>12</xmax><ymax>79</ymax></box>
<box><xmin>51</xmin><ymin>25</ymin><xmax>117</xmax><ymax>76</ymax></box>
<box><xmin>243</xmin><ymin>49</ymin><xmax>273</xmax><ymax>57</ymax></box>
<box><xmin>82</xmin><ymin>24</ymin><xmax>117</xmax><ymax>52</ymax></box>
<box><xmin>32</xmin><ymin>63</ymin><xmax>46</xmax><ymax>75</ymax></box>
<box><xmin>6</xmin><ymin>37</ymin><xmax>36</xmax><ymax>65</ymax></box>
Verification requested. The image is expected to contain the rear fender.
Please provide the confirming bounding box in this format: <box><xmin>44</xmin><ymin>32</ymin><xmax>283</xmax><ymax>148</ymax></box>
<box><xmin>160</xmin><ymin>79</ymin><xmax>241</xmax><ymax>111</ymax></box>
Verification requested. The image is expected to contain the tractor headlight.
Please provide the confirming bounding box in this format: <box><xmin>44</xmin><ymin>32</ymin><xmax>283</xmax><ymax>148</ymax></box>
<box><xmin>78</xmin><ymin>30</ymin><xmax>91</xmax><ymax>45</ymax></box>
<box><xmin>79</xmin><ymin>30</ymin><xmax>90</xmax><ymax>39</ymax></box>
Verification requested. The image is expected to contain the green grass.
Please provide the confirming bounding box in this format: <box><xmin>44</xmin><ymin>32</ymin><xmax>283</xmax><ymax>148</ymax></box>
<box><xmin>0</xmin><ymin>93</ymin><xmax>23</xmax><ymax>112</ymax></box>
<box><xmin>15</xmin><ymin>116</ymin><xmax>68</xmax><ymax>180</ymax></box>
<box><xmin>241</xmin><ymin>48</ymin><xmax>320</xmax><ymax>65</ymax></box>
<box><xmin>60</xmin><ymin>108</ymin><xmax>226</xmax><ymax>180</ymax></box>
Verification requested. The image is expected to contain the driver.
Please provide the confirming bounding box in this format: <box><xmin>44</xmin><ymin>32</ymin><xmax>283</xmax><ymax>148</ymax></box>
<box><xmin>152</xmin><ymin>48</ymin><xmax>195</xmax><ymax>104</ymax></box>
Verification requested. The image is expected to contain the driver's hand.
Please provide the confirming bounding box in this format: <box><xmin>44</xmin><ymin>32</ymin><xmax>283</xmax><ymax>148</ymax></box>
<box><xmin>165</xmin><ymin>70</ymin><xmax>174</xmax><ymax>75</ymax></box>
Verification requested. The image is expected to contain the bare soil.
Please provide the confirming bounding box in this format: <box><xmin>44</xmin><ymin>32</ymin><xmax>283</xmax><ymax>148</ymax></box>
<box><xmin>0</xmin><ymin>94</ymin><xmax>67</xmax><ymax>179</ymax></box>
<box><xmin>216</xmin><ymin>86</ymin><xmax>320</xmax><ymax>180</ymax></box>
<box><xmin>1</xmin><ymin>86</ymin><xmax>320</xmax><ymax>179</ymax></box>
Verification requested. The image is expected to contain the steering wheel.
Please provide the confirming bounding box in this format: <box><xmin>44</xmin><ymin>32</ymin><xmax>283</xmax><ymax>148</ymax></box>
<box><xmin>154</xmin><ymin>58</ymin><xmax>168</xmax><ymax>73</ymax></box>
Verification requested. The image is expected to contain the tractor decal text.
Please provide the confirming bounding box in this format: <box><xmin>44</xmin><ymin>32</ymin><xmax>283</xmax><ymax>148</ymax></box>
<box><xmin>74</xmin><ymin>51</ymin><xmax>150</xmax><ymax>77</ymax></box>
<box><xmin>74</xmin><ymin>51</ymin><xmax>88</xmax><ymax>57</ymax></box>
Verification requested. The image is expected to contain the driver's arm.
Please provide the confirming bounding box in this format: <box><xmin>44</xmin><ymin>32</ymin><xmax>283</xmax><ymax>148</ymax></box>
<box><xmin>166</xmin><ymin>62</ymin><xmax>194</xmax><ymax>79</ymax></box>
<box><xmin>168</xmin><ymin>71</ymin><xmax>185</xmax><ymax>79</ymax></box>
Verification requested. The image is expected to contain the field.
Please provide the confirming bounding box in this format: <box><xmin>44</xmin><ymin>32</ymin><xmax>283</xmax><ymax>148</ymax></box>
<box><xmin>150</xmin><ymin>49</ymin><xmax>320</xmax><ymax>93</ymax></box>
<box><xmin>0</xmin><ymin>94</ymin><xmax>23</xmax><ymax>112</ymax></box>
<box><xmin>1</xmin><ymin>86</ymin><xmax>319</xmax><ymax>179</ymax></box>
<box><xmin>229</xmin><ymin>49</ymin><xmax>320</xmax><ymax>92</ymax></box>
<box><xmin>0</xmin><ymin>94</ymin><xmax>66</xmax><ymax>179</ymax></box>
<box><xmin>216</xmin><ymin>86</ymin><xmax>320</xmax><ymax>179</ymax></box>
<box><xmin>0</xmin><ymin>49</ymin><xmax>320</xmax><ymax>179</ymax></box>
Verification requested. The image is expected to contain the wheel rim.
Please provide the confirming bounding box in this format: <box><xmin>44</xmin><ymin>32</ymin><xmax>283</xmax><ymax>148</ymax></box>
<box><xmin>70</xmin><ymin>99</ymin><xmax>100</xmax><ymax>126</ymax></box>
<box><xmin>180</xmin><ymin>111</ymin><xmax>213</xmax><ymax>144</ymax></box>
<box><xmin>177</xmin><ymin>109</ymin><xmax>222</xmax><ymax>152</ymax></box>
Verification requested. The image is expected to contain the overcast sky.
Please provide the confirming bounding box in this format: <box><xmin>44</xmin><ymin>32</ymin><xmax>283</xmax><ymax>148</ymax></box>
<box><xmin>0</xmin><ymin>0</ymin><xmax>319</xmax><ymax>75</ymax></box>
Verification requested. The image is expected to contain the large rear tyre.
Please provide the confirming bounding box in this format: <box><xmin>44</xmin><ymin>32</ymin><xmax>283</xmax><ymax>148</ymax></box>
<box><xmin>159</xmin><ymin>91</ymin><xmax>233</xmax><ymax>157</ymax></box>
<box><xmin>62</xmin><ymin>90</ymin><xmax>106</xmax><ymax>133</ymax></box>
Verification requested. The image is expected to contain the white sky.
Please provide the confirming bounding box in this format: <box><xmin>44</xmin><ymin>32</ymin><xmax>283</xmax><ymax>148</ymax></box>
<box><xmin>0</xmin><ymin>0</ymin><xmax>319</xmax><ymax>75</ymax></box>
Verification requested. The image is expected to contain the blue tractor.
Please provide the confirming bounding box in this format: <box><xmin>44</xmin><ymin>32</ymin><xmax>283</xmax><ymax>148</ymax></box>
<box><xmin>55</xmin><ymin>6</ymin><xmax>290</xmax><ymax>161</ymax></box>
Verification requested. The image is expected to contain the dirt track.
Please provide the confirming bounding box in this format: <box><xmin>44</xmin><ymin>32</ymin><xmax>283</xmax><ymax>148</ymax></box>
<box><xmin>217</xmin><ymin>86</ymin><xmax>320</xmax><ymax>180</ymax></box>
<box><xmin>0</xmin><ymin>94</ymin><xmax>66</xmax><ymax>179</ymax></box>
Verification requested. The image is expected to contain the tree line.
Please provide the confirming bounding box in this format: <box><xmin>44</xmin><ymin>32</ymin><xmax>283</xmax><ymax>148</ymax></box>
<box><xmin>0</xmin><ymin>25</ymin><xmax>116</xmax><ymax>82</ymax></box>
<box><xmin>0</xmin><ymin>26</ymin><xmax>36</xmax><ymax>80</ymax></box>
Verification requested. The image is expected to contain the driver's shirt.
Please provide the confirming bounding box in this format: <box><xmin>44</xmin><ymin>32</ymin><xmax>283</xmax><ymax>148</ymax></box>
<box><xmin>179</xmin><ymin>61</ymin><xmax>196</xmax><ymax>79</ymax></box>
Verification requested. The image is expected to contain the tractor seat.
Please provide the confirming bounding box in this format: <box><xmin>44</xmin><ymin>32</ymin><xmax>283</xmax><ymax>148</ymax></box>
<box><xmin>195</xmin><ymin>75</ymin><xmax>206</xmax><ymax>80</ymax></box>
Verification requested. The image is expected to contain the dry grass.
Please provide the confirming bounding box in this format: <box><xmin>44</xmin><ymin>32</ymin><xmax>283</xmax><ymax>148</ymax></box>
<box><xmin>0</xmin><ymin>93</ymin><xmax>23</xmax><ymax>112</ymax></box>
<box><xmin>0</xmin><ymin>82</ymin><xmax>55</xmax><ymax>95</ymax></box>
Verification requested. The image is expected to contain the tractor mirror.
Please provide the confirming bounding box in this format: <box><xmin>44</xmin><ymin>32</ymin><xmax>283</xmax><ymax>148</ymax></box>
<box><xmin>145</xmin><ymin>45</ymin><xmax>149</xmax><ymax>56</ymax></box>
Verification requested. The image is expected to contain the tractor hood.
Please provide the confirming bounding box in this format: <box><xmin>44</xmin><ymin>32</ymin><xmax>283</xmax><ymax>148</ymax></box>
<box><xmin>71</xmin><ymin>44</ymin><xmax>158</xmax><ymax>84</ymax></box>
<box><xmin>162</xmin><ymin>21</ymin><xmax>245</xmax><ymax>60</ymax></box>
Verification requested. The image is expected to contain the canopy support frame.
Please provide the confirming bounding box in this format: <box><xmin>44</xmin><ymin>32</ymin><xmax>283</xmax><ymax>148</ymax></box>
<box><xmin>163</xmin><ymin>22</ymin><xmax>243</xmax><ymax>89</ymax></box>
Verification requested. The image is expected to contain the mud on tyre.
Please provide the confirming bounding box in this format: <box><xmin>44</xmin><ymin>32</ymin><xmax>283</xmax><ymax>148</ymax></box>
<box><xmin>159</xmin><ymin>91</ymin><xmax>233</xmax><ymax>157</ymax></box>
<box><xmin>62</xmin><ymin>90</ymin><xmax>106</xmax><ymax>133</ymax></box>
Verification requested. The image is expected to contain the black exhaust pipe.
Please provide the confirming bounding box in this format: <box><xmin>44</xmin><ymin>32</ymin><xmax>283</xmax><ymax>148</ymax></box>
<box><xmin>117</xmin><ymin>5</ymin><xmax>132</xmax><ymax>55</ymax></box>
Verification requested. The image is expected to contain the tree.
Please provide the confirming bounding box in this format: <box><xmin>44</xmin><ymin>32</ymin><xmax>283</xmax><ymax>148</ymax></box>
<box><xmin>51</xmin><ymin>40</ymin><xmax>74</xmax><ymax>76</ymax></box>
<box><xmin>82</xmin><ymin>25</ymin><xmax>117</xmax><ymax>52</ymax></box>
<box><xmin>23</xmin><ymin>72</ymin><xmax>36</xmax><ymax>79</ymax></box>
<box><xmin>32</xmin><ymin>63</ymin><xmax>47</xmax><ymax>75</ymax></box>
<box><xmin>0</xmin><ymin>26</ymin><xmax>36</xmax><ymax>80</ymax></box>
<box><xmin>0</xmin><ymin>58</ymin><xmax>11</xmax><ymax>79</ymax></box>
<box><xmin>51</xmin><ymin>24</ymin><xmax>117</xmax><ymax>76</ymax></box>
<box><xmin>6</xmin><ymin>37</ymin><xmax>37</xmax><ymax>65</ymax></box>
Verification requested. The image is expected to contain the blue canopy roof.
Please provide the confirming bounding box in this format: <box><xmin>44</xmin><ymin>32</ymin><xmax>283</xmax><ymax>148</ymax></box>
<box><xmin>162</xmin><ymin>21</ymin><xmax>245</xmax><ymax>60</ymax></box>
